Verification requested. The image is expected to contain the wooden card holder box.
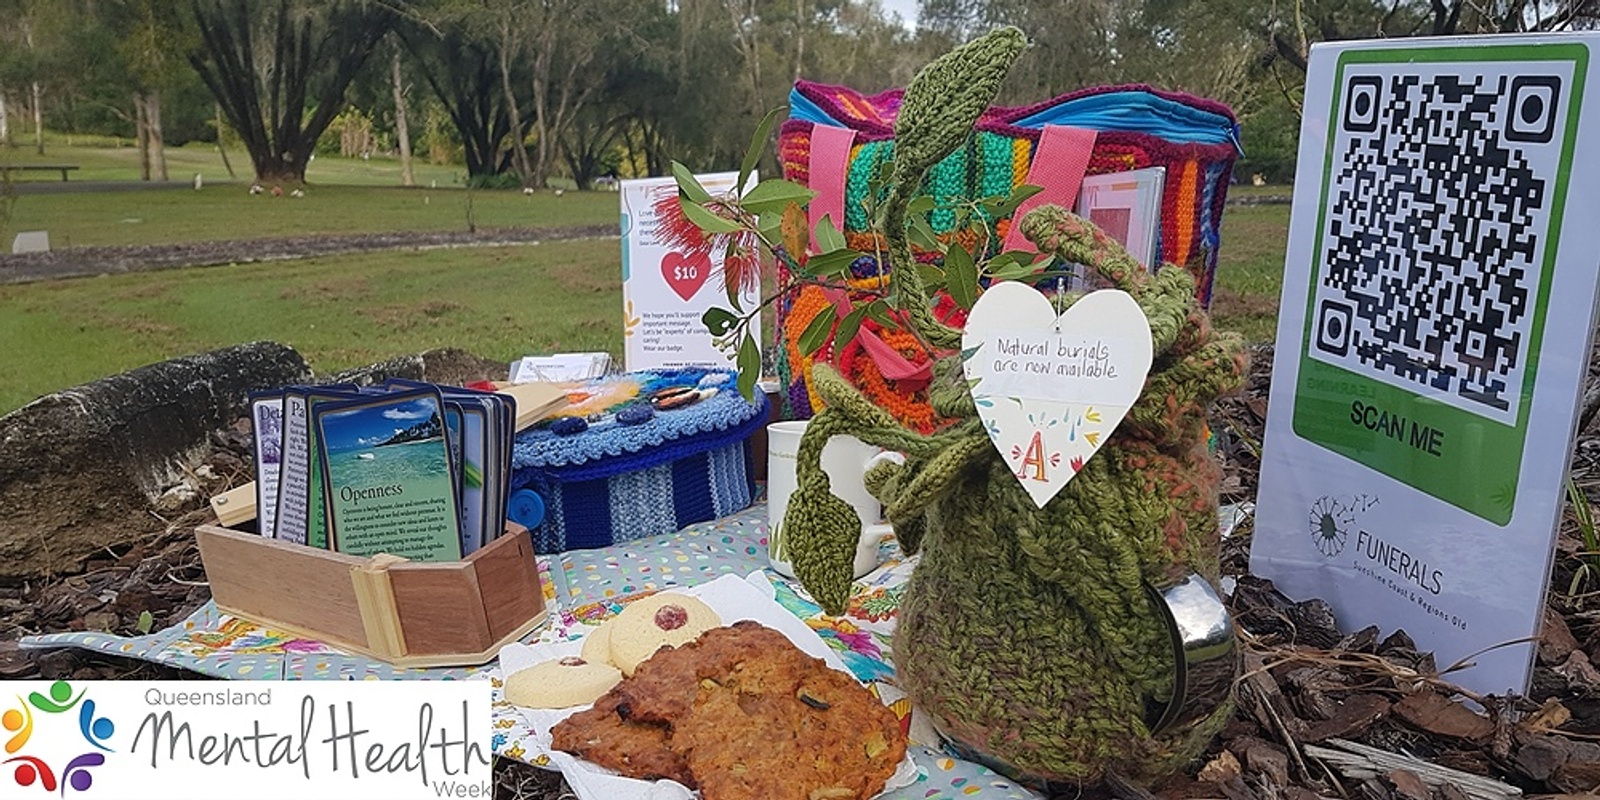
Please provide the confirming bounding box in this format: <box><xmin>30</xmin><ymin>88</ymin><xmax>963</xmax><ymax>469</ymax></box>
<box><xmin>194</xmin><ymin>524</ymin><xmax>547</xmax><ymax>668</ymax></box>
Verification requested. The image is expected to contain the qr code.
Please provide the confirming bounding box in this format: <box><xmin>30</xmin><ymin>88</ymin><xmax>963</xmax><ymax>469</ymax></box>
<box><xmin>1311</xmin><ymin>65</ymin><xmax>1570</xmax><ymax>423</ymax></box>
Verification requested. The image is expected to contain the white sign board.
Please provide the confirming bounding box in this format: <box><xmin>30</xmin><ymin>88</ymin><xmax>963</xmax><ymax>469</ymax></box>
<box><xmin>1252</xmin><ymin>34</ymin><xmax>1600</xmax><ymax>695</ymax></box>
<box><xmin>620</xmin><ymin>172</ymin><xmax>760</xmax><ymax>371</ymax></box>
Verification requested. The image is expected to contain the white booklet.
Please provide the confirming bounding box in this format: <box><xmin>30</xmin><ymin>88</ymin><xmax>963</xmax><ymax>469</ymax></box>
<box><xmin>510</xmin><ymin>352</ymin><xmax>612</xmax><ymax>383</ymax></box>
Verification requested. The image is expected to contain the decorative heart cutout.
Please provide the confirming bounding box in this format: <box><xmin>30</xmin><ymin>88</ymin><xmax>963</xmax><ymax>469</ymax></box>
<box><xmin>662</xmin><ymin>251</ymin><xmax>711</xmax><ymax>301</ymax></box>
<box><xmin>962</xmin><ymin>281</ymin><xmax>1153</xmax><ymax>508</ymax></box>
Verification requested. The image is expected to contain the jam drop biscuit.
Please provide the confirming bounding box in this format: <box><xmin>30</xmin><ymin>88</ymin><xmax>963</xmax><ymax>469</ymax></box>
<box><xmin>503</xmin><ymin>656</ymin><xmax>622</xmax><ymax>709</ymax></box>
<box><xmin>578</xmin><ymin>622</ymin><xmax>614</xmax><ymax>667</ymax></box>
<box><xmin>607</xmin><ymin>592</ymin><xmax>721</xmax><ymax>676</ymax></box>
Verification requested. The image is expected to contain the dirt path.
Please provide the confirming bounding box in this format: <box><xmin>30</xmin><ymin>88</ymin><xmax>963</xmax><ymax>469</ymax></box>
<box><xmin>0</xmin><ymin>224</ymin><xmax>617</xmax><ymax>285</ymax></box>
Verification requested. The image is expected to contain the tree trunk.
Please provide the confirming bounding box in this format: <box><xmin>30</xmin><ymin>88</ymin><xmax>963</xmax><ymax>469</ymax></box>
<box><xmin>215</xmin><ymin>103</ymin><xmax>236</xmax><ymax>179</ymax></box>
<box><xmin>136</xmin><ymin>95</ymin><xmax>151</xmax><ymax>181</ymax></box>
<box><xmin>793</xmin><ymin>0</ymin><xmax>806</xmax><ymax>83</ymax></box>
<box><xmin>531</xmin><ymin>45</ymin><xmax>554</xmax><ymax>189</ymax></box>
<box><xmin>31</xmin><ymin>81</ymin><xmax>43</xmax><ymax>155</ymax></box>
<box><xmin>498</xmin><ymin>18</ymin><xmax>534</xmax><ymax>188</ymax></box>
<box><xmin>390</xmin><ymin>49</ymin><xmax>415</xmax><ymax>188</ymax></box>
<box><xmin>0</xmin><ymin>89</ymin><xmax>10</xmax><ymax>147</ymax></box>
<box><xmin>148</xmin><ymin>92</ymin><xmax>168</xmax><ymax>182</ymax></box>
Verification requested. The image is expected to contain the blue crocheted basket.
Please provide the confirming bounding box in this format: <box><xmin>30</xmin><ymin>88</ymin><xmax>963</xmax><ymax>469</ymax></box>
<box><xmin>510</xmin><ymin>368</ymin><xmax>766</xmax><ymax>552</ymax></box>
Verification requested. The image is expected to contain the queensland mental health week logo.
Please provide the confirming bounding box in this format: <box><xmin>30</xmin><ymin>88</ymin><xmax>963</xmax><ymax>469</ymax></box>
<box><xmin>4</xmin><ymin>680</ymin><xmax>114</xmax><ymax>795</ymax></box>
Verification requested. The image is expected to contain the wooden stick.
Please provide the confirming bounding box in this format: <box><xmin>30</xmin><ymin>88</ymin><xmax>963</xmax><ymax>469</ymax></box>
<box><xmin>1303</xmin><ymin>739</ymin><xmax>1522</xmax><ymax>800</ymax></box>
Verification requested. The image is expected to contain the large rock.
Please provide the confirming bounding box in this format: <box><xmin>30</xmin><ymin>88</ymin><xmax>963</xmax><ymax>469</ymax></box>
<box><xmin>326</xmin><ymin>348</ymin><xmax>509</xmax><ymax>388</ymax></box>
<box><xmin>0</xmin><ymin>342</ymin><xmax>309</xmax><ymax>580</ymax></box>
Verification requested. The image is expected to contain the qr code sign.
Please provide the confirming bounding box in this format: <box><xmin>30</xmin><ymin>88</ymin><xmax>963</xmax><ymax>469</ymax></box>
<box><xmin>1311</xmin><ymin>63</ymin><xmax>1573</xmax><ymax>425</ymax></box>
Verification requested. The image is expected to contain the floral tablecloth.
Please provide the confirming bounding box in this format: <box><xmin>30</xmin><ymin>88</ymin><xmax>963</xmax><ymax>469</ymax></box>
<box><xmin>22</xmin><ymin>503</ymin><xmax>1041</xmax><ymax>800</ymax></box>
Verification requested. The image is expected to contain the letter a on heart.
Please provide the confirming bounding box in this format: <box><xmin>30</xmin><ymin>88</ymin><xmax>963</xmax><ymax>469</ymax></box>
<box><xmin>962</xmin><ymin>281</ymin><xmax>1153</xmax><ymax>508</ymax></box>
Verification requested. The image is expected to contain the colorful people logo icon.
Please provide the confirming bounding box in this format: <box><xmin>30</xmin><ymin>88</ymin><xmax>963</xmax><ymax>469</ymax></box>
<box><xmin>3</xmin><ymin>682</ymin><xmax>111</xmax><ymax>795</ymax></box>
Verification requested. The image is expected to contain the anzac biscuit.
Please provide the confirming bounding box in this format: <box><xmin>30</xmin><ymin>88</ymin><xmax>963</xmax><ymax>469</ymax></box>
<box><xmin>669</xmin><ymin>637</ymin><xmax>906</xmax><ymax>800</ymax></box>
<box><xmin>549</xmin><ymin>691</ymin><xmax>694</xmax><ymax>787</ymax></box>
<box><xmin>618</xmin><ymin>621</ymin><xmax>801</xmax><ymax>724</ymax></box>
<box><xmin>551</xmin><ymin>621</ymin><xmax>907</xmax><ymax>799</ymax></box>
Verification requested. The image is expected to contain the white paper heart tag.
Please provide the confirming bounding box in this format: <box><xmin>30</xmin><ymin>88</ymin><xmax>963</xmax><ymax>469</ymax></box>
<box><xmin>961</xmin><ymin>281</ymin><xmax>1153</xmax><ymax>508</ymax></box>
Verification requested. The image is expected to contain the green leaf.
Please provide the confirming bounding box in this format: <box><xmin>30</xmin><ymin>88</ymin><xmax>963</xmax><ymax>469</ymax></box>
<box><xmin>986</xmin><ymin>250</ymin><xmax>1046</xmax><ymax>281</ymax></box>
<box><xmin>864</xmin><ymin>299</ymin><xmax>896</xmax><ymax>329</ymax></box>
<box><xmin>671</xmin><ymin>161</ymin><xmax>713</xmax><ymax>205</ymax></box>
<box><xmin>803</xmin><ymin>248</ymin><xmax>864</xmax><ymax>279</ymax></box>
<box><xmin>798</xmin><ymin>307</ymin><xmax>837</xmax><ymax>356</ymax></box>
<box><xmin>815</xmin><ymin>215</ymin><xmax>847</xmax><ymax>252</ymax></box>
<box><xmin>758</xmin><ymin>211</ymin><xmax>785</xmax><ymax>249</ymax></box>
<box><xmin>994</xmin><ymin>183</ymin><xmax>1044</xmax><ymax>217</ymax></box>
<box><xmin>464</xmin><ymin>460</ymin><xmax>484</xmax><ymax>490</ymax></box>
<box><xmin>916</xmin><ymin>263</ymin><xmax>946</xmax><ymax>291</ymax></box>
<box><xmin>136</xmin><ymin>610</ymin><xmax>154</xmax><ymax>635</ymax></box>
<box><xmin>703</xmin><ymin>307</ymin><xmax>739</xmax><ymax>337</ymax></box>
<box><xmin>739</xmin><ymin>108</ymin><xmax>782</xmax><ymax>193</ymax></box>
<box><xmin>740</xmin><ymin>179</ymin><xmax>817</xmax><ymax>215</ymax></box>
<box><xmin>737</xmin><ymin>333</ymin><xmax>760</xmax><ymax>401</ymax></box>
<box><xmin>836</xmin><ymin>304</ymin><xmax>870</xmax><ymax>351</ymax></box>
<box><xmin>908</xmin><ymin>195</ymin><xmax>936</xmax><ymax>215</ymax></box>
<box><xmin>960</xmin><ymin>344</ymin><xmax>982</xmax><ymax>362</ymax></box>
<box><xmin>908</xmin><ymin>211</ymin><xmax>941</xmax><ymax>251</ymax></box>
<box><xmin>723</xmin><ymin>239</ymin><xmax>744</xmax><ymax>310</ymax></box>
<box><xmin>989</xmin><ymin>262</ymin><xmax>1042</xmax><ymax>281</ymax></box>
<box><xmin>679</xmin><ymin>198</ymin><xmax>741</xmax><ymax>234</ymax></box>
<box><xmin>946</xmin><ymin>243</ymin><xmax>979</xmax><ymax>310</ymax></box>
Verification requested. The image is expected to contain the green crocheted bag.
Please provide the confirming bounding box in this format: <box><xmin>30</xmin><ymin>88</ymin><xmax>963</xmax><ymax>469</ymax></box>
<box><xmin>779</xmin><ymin>27</ymin><xmax>1248</xmax><ymax>789</ymax></box>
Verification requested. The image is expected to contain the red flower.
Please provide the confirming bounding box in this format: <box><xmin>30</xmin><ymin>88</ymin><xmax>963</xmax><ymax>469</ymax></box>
<box><xmin>653</xmin><ymin>193</ymin><xmax>764</xmax><ymax>297</ymax></box>
<box><xmin>1070</xmin><ymin>455</ymin><xmax>1085</xmax><ymax>473</ymax></box>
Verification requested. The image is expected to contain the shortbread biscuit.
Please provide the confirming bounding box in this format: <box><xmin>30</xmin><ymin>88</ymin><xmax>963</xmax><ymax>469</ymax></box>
<box><xmin>607</xmin><ymin>592</ymin><xmax>721</xmax><ymax>676</ymax></box>
<box><xmin>503</xmin><ymin>656</ymin><xmax>622</xmax><ymax>709</ymax></box>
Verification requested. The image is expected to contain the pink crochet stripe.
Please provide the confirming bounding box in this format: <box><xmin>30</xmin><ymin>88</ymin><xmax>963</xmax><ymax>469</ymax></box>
<box><xmin>807</xmin><ymin>124</ymin><xmax>857</xmax><ymax>238</ymax></box>
<box><xmin>1000</xmin><ymin>125</ymin><xmax>1097</xmax><ymax>254</ymax></box>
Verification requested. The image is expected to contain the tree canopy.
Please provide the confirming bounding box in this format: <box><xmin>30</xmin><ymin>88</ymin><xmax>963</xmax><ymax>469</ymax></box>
<box><xmin>2</xmin><ymin>0</ymin><xmax>1595</xmax><ymax>185</ymax></box>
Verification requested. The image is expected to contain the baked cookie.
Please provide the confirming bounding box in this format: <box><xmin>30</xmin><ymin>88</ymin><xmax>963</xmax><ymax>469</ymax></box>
<box><xmin>550</xmin><ymin>691</ymin><xmax>695</xmax><ymax>786</ymax></box>
<box><xmin>607</xmin><ymin>592</ymin><xmax>721</xmax><ymax>676</ymax></box>
<box><xmin>578</xmin><ymin>622</ymin><xmax>614</xmax><ymax>667</ymax></box>
<box><xmin>503</xmin><ymin>656</ymin><xmax>622</xmax><ymax>709</ymax></box>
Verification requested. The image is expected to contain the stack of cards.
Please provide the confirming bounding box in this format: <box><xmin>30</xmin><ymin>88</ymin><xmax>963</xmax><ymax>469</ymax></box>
<box><xmin>248</xmin><ymin>381</ymin><xmax>518</xmax><ymax>562</ymax></box>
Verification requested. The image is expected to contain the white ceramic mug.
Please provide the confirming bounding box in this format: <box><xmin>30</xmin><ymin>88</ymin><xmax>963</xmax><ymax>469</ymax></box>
<box><xmin>766</xmin><ymin>420</ymin><xmax>904</xmax><ymax>579</ymax></box>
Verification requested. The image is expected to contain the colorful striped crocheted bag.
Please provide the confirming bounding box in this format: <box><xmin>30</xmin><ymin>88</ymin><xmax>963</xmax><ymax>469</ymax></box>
<box><xmin>776</xmin><ymin>81</ymin><xmax>1241</xmax><ymax>431</ymax></box>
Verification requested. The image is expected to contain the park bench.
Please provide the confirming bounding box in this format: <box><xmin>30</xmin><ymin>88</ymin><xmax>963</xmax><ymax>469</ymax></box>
<box><xmin>0</xmin><ymin>164</ymin><xmax>80</xmax><ymax>181</ymax></box>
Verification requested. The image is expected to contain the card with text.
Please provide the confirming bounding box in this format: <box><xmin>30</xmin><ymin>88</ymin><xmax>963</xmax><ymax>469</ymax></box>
<box><xmin>312</xmin><ymin>389</ymin><xmax>463</xmax><ymax>562</ymax></box>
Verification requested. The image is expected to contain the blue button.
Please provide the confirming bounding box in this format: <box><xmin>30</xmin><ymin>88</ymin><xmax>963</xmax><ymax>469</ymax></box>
<box><xmin>507</xmin><ymin>490</ymin><xmax>546</xmax><ymax>529</ymax></box>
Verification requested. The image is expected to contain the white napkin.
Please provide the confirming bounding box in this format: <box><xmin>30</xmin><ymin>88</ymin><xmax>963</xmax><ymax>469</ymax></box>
<box><xmin>499</xmin><ymin>571</ymin><xmax>920</xmax><ymax>800</ymax></box>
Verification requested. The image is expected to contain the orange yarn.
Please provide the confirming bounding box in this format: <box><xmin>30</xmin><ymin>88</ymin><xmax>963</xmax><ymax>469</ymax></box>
<box><xmin>783</xmin><ymin>285</ymin><xmax>835</xmax><ymax>415</ymax></box>
<box><xmin>1174</xmin><ymin>160</ymin><xmax>1198</xmax><ymax>265</ymax></box>
<box><xmin>840</xmin><ymin>324</ymin><xmax>941</xmax><ymax>434</ymax></box>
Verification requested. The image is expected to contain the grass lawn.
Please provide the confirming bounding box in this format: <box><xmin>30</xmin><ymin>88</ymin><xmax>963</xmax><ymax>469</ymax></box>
<box><xmin>2</xmin><ymin>184</ymin><xmax>618</xmax><ymax>249</ymax></box>
<box><xmin>1210</xmin><ymin>202</ymin><xmax>1290</xmax><ymax>343</ymax></box>
<box><xmin>0</xmin><ymin>240</ymin><xmax>625</xmax><ymax>413</ymax></box>
<box><xmin>0</xmin><ymin>136</ymin><xmax>471</xmax><ymax>187</ymax></box>
<box><xmin>0</xmin><ymin>172</ymin><xmax>1292</xmax><ymax>414</ymax></box>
